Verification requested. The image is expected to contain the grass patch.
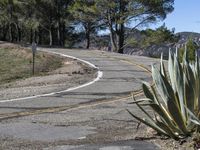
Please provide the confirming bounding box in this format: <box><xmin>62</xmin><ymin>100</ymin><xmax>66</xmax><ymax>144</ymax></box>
<box><xmin>0</xmin><ymin>47</ymin><xmax>63</xmax><ymax>84</ymax></box>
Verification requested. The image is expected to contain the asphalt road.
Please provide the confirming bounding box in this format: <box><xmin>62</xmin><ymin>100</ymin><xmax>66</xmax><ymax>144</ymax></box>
<box><xmin>0</xmin><ymin>48</ymin><xmax>160</xmax><ymax>150</ymax></box>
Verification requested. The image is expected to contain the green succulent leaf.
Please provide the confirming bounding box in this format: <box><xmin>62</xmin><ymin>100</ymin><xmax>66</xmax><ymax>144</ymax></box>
<box><xmin>186</xmin><ymin>107</ymin><xmax>200</xmax><ymax>126</ymax></box>
<box><xmin>149</xmin><ymin>103</ymin><xmax>182</xmax><ymax>134</ymax></box>
<box><xmin>184</xmin><ymin>73</ymin><xmax>195</xmax><ymax>113</ymax></box>
<box><xmin>155</xmin><ymin>120</ymin><xmax>180</xmax><ymax>140</ymax></box>
<box><xmin>126</xmin><ymin>109</ymin><xmax>168</xmax><ymax>136</ymax></box>
<box><xmin>160</xmin><ymin>53</ymin><xmax>167</xmax><ymax>78</ymax></box>
<box><xmin>174</xmin><ymin>55</ymin><xmax>186</xmax><ymax>117</ymax></box>
<box><xmin>142</xmin><ymin>83</ymin><xmax>155</xmax><ymax>103</ymax></box>
<box><xmin>168</xmin><ymin>51</ymin><xmax>176</xmax><ymax>91</ymax></box>
<box><xmin>128</xmin><ymin>98</ymin><xmax>152</xmax><ymax>104</ymax></box>
<box><xmin>152</xmin><ymin>65</ymin><xmax>188</xmax><ymax>134</ymax></box>
<box><xmin>128</xmin><ymin>48</ymin><xmax>200</xmax><ymax>140</ymax></box>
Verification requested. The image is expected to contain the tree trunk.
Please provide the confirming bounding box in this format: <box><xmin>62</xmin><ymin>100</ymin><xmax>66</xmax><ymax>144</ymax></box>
<box><xmin>30</xmin><ymin>28</ymin><xmax>33</xmax><ymax>44</ymax></box>
<box><xmin>8</xmin><ymin>2</ymin><xmax>14</xmax><ymax>42</ymax></box>
<box><xmin>3</xmin><ymin>26</ymin><xmax>8</xmax><ymax>41</ymax></box>
<box><xmin>59</xmin><ymin>23</ymin><xmax>64</xmax><ymax>46</ymax></box>
<box><xmin>38</xmin><ymin>27</ymin><xmax>42</xmax><ymax>45</ymax></box>
<box><xmin>117</xmin><ymin>0</ymin><xmax>125</xmax><ymax>54</ymax></box>
<box><xmin>34</xmin><ymin>30</ymin><xmax>37</xmax><ymax>43</ymax></box>
<box><xmin>17</xmin><ymin>24</ymin><xmax>21</xmax><ymax>42</ymax></box>
<box><xmin>118</xmin><ymin>23</ymin><xmax>124</xmax><ymax>54</ymax></box>
<box><xmin>85</xmin><ymin>23</ymin><xmax>91</xmax><ymax>49</ymax></box>
<box><xmin>86</xmin><ymin>31</ymin><xmax>90</xmax><ymax>49</ymax></box>
<box><xmin>110</xmin><ymin>30</ymin><xmax>117</xmax><ymax>52</ymax></box>
<box><xmin>57</xmin><ymin>27</ymin><xmax>60</xmax><ymax>46</ymax></box>
<box><xmin>108</xmin><ymin>14</ymin><xmax>117</xmax><ymax>52</ymax></box>
<box><xmin>9</xmin><ymin>23</ymin><xmax>14</xmax><ymax>42</ymax></box>
<box><xmin>18</xmin><ymin>27</ymin><xmax>21</xmax><ymax>42</ymax></box>
<box><xmin>57</xmin><ymin>22</ymin><xmax>63</xmax><ymax>46</ymax></box>
<box><xmin>55</xmin><ymin>1</ymin><xmax>62</xmax><ymax>46</ymax></box>
<box><xmin>49</xmin><ymin>28</ymin><xmax>53</xmax><ymax>46</ymax></box>
<box><xmin>61</xmin><ymin>23</ymin><xmax>65</xmax><ymax>46</ymax></box>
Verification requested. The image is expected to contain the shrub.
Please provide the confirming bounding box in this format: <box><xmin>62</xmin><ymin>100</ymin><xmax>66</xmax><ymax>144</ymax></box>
<box><xmin>127</xmin><ymin>50</ymin><xmax>200</xmax><ymax>140</ymax></box>
<box><xmin>179</xmin><ymin>38</ymin><xmax>199</xmax><ymax>62</ymax></box>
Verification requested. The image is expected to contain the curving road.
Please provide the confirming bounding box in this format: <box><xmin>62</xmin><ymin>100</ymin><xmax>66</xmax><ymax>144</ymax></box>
<box><xmin>0</xmin><ymin>48</ymin><xmax>160</xmax><ymax>150</ymax></box>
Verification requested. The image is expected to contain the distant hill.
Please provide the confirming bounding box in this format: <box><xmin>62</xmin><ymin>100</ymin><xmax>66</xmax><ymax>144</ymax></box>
<box><xmin>73</xmin><ymin>31</ymin><xmax>200</xmax><ymax>58</ymax></box>
<box><xmin>177</xmin><ymin>32</ymin><xmax>200</xmax><ymax>39</ymax></box>
<box><xmin>176</xmin><ymin>32</ymin><xmax>200</xmax><ymax>46</ymax></box>
<box><xmin>123</xmin><ymin>31</ymin><xmax>200</xmax><ymax>58</ymax></box>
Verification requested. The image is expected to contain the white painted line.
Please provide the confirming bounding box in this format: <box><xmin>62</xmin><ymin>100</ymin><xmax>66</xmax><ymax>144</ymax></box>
<box><xmin>77</xmin><ymin>136</ymin><xmax>86</xmax><ymax>140</ymax></box>
<box><xmin>0</xmin><ymin>50</ymin><xmax>103</xmax><ymax>103</ymax></box>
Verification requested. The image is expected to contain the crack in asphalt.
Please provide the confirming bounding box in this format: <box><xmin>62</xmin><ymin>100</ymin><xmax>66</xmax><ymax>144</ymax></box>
<box><xmin>0</xmin><ymin>50</ymin><xmax>153</xmax><ymax>121</ymax></box>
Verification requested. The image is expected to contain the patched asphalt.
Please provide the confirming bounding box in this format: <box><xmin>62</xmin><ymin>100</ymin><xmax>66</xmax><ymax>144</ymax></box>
<box><xmin>0</xmin><ymin>48</ymin><xmax>160</xmax><ymax>150</ymax></box>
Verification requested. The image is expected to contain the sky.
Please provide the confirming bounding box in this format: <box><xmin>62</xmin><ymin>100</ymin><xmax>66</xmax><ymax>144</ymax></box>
<box><xmin>154</xmin><ymin>0</ymin><xmax>200</xmax><ymax>33</ymax></box>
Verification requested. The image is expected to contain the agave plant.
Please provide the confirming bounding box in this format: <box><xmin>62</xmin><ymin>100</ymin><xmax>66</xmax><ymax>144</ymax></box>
<box><xmin>127</xmin><ymin>50</ymin><xmax>200</xmax><ymax>140</ymax></box>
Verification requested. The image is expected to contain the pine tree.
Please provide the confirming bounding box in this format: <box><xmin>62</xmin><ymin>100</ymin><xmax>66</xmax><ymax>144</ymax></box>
<box><xmin>69</xmin><ymin>0</ymin><xmax>99</xmax><ymax>49</ymax></box>
<box><xmin>95</xmin><ymin>0</ymin><xmax>174</xmax><ymax>53</ymax></box>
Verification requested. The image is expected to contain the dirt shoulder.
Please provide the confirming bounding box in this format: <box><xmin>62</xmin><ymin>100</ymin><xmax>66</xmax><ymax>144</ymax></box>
<box><xmin>0</xmin><ymin>42</ymin><xmax>97</xmax><ymax>100</ymax></box>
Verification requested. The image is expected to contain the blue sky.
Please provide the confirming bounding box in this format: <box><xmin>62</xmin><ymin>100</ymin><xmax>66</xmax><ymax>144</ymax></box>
<box><xmin>154</xmin><ymin>0</ymin><xmax>200</xmax><ymax>33</ymax></box>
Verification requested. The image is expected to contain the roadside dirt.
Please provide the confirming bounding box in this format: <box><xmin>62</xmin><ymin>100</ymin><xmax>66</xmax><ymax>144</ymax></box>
<box><xmin>0</xmin><ymin>42</ymin><xmax>97</xmax><ymax>100</ymax></box>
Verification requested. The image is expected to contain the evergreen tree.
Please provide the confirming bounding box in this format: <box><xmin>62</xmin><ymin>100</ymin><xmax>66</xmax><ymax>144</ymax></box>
<box><xmin>0</xmin><ymin>0</ymin><xmax>22</xmax><ymax>42</ymax></box>
<box><xmin>0</xmin><ymin>0</ymin><xmax>174</xmax><ymax>49</ymax></box>
<box><xmin>95</xmin><ymin>0</ymin><xmax>174</xmax><ymax>53</ymax></box>
<box><xmin>140</xmin><ymin>24</ymin><xmax>178</xmax><ymax>48</ymax></box>
<box><xmin>69</xmin><ymin>0</ymin><xmax>100</xmax><ymax>49</ymax></box>
<box><xmin>179</xmin><ymin>38</ymin><xmax>199</xmax><ymax>62</ymax></box>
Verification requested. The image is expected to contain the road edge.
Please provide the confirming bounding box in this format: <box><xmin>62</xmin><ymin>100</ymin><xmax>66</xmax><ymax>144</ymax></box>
<box><xmin>0</xmin><ymin>49</ymin><xmax>103</xmax><ymax>103</ymax></box>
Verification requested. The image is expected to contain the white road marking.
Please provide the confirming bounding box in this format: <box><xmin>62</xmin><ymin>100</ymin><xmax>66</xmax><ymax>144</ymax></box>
<box><xmin>77</xmin><ymin>136</ymin><xmax>86</xmax><ymax>140</ymax></box>
<box><xmin>0</xmin><ymin>50</ymin><xmax>103</xmax><ymax>103</ymax></box>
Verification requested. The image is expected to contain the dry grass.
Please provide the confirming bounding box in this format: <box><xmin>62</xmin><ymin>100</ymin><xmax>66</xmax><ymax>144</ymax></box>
<box><xmin>0</xmin><ymin>47</ymin><xmax>63</xmax><ymax>84</ymax></box>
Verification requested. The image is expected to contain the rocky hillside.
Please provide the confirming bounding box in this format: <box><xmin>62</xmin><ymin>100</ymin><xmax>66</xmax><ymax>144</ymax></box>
<box><xmin>72</xmin><ymin>31</ymin><xmax>200</xmax><ymax>59</ymax></box>
<box><xmin>124</xmin><ymin>32</ymin><xmax>200</xmax><ymax>58</ymax></box>
<box><xmin>176</xmin><ymin>32</ymin><xmax>200</xmax><ymax>46</ymax></box>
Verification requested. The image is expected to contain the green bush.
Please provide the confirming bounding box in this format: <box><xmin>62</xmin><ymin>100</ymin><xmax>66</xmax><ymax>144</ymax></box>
<box><xmin>179</xmin><ymin>39</ymin><xmax>198</xmax><ymax>62</ymax></box>
<box><xmin>127</xmin><ymin>50</ymin><xmax>200</xmax><ymax>140</ymax></box>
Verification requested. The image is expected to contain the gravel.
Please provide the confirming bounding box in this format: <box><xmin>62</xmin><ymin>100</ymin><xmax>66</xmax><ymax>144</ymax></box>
<box><xmin>0</xmin><ymin>58</ymin><xmax>97</xmax><ymax>100</ymax></box>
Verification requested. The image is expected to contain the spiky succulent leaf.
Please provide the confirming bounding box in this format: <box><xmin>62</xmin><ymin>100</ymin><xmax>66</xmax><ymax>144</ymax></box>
<box><xmin>160</xmin><ymin>53</ymin><xmax>167</xmax><ymax>78</ymax></box>
<box><xmin>128</xmin><ymin>49</ymin><xmax>200</xmax><ymax>140</ymax></box>
<box><xmin>142</xmin><ymin>83</ymin><xmax>155</xmax><ymax>102</ymax></box>
<box><xmin>168</xmin><ymin>51</ymin><xmax>176</xmax><ymax>91</ymax></box>
<box><xmin>152</xmin><ymin>66</ymin><xmax>189</xmax><ymax>134</ymax></box>
<box><xmin>195</xmin><ymin>53</ymin><xmax>200</xmax><ymax>111</ymax></box>
<box><xmin>155</xmin><ymin>120</ymin><xmax>180</xmax><ymax>140</ymax></box>
<box><xmin>148</xmin><ymin>103</ymin><xmax>182</xmax><ymax>134</ymax></box>
<box><xmin>174</xmin><ymin>55</ymin><xmax>186</xmax><ymax>117</ymax></box>
<box><xmin>184</xmin><ymin>72</ymin><xmax>195</xmax><ymax>113</ymax></box>
<box><xmin>126</xmin><ymin>109</ymin><xmax>168</xmax><ymax>136</ymax></box>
